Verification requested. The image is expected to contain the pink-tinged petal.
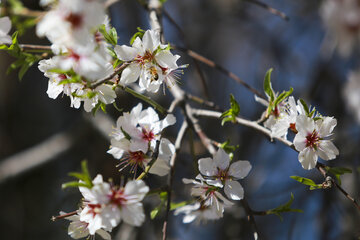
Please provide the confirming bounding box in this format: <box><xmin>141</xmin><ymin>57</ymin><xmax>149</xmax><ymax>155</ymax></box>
<box><xmin>114</xmin><ymin>45</ymin><xmax>138</xmax><ymax>61</ymax></box>
<box><xmin>229</xmin><ymin>160</ymin><xmax>252</xmax><ymax>179</ymax></box>
<box><xmin>319</xmin><ymin>117</ymin><xmax>337</xmax><ymax>137</ymax></box>
<box><xmin>213</xmin><ymin>148</ymin><xmax>230</xmax><ymax>170</ymax></box>
<box><xmin>298</xmin><ymin>148</ymin><xmax>317</xmax><ymax>170</ymax></box>
<box><xmin>120</xmin><ymin>63</ymin><xmax>141</xmax><ymax>84</ymax></box>
<box><xmin>293</xmin><ymin>133</ymin><xmax>307</xmax><ymax>152</ymax></box>
<box><xmin>124</xmin><ymin>180</ymin><xmax>149</xmax><ymax>201</ymax></box>
<box><xmin>317</xmin><ymin>140</ymin><xmax>339</xmax><ymax>160</ymax></box>
<box><xmin>198</xmin><ymin>157</ymin><xmax>217</xmax><ymax>176</ymax></box>
<box><xmin>121</xmin><ymin>202</ymin><xmax>145</xmax><ymax>226</ymax></box>
<box><xmin>224</xmin><ymin>180</ymin><xmax>244</xmax><ymax>200</ymax></box>
<box><xmin>296</xmin><ymin>115</ymin><xmax>315</xmax><ymax>135</ymax></box>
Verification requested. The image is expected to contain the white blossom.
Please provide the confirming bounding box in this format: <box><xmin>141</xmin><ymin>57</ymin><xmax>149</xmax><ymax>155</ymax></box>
<box><xmin>293</xmin><ymin>115</ymin><xmax>339</xmax><ymax>170</ymax></box>
<box><xmin>114</xmin><ymin>30</ymin><xmax>182</xmax><ymax>93</ymax></box>
<box><xmin>0</xmin><ymin>16</ymin><xmax>12</xmax><ymax>44</ymax></box>
<box><xmin>79</xmin><ymin>175</ymin><xmax>149</xmax><ymax>234</ymax></box>
<box><xmin>174</xmin><ymin>202</ymin><xmax>222</xmax><ymax>224</ymax></box>
<box><xmin>198</xmin><ymin>148</ymin><xmax>251</xmax><ymax>200</ymax></box>
<box><xmin>36</xmin><ymin>0</ymin><xmax>106</xmax><ymax>48</ymax></box>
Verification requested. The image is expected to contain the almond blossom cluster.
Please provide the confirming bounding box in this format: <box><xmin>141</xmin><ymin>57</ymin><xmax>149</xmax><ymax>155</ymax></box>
<box><xmin>62</xmin><ymin>174</ymin><xmax>149</xmax><ymax>239</ymax></box>
<box><xmin>175</xmin><ymin>148</ymin><xmax>251</xmax><ymax>223</ymax></box>
<box><xmin>108</xmin><ymin>103</ymin><xmax>176</xmax><ymax>176</ymax></box>
<box><xmin>258</xmin><ymin>94</ymin><xmax>339</xmax><ymax>170</ymax></box>
<box><xmin>320</xmin><ymin>0</ymin><xmax>360</xmax><ymax>58</ymax></box>
<box><xmin>37</xmin><ymin>0</ymin><xmax>116</xmax><ymax>112</ymax></box>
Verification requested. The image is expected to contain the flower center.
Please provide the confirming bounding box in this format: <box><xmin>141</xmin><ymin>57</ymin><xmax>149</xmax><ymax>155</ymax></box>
<box><xmin>306</xmin><ymin>130</ymin><xmax>320</xmax><ymax>149</ymax></box>
<box><xmin>142</xmin><ymin>128</ymin><xmax>155</xmax><ymax>142</ymax></box>
<box><xmin>109</xmin><ymin>189</ymin><xmax>127</xmax><ymax>207</ymax></box>
<box><xmin>129</xmin><ymin>151</ymin><xmax>146</xmax><ymax>165</ymax></box>
<box><xmin>289</xmin><ymin>123</ymin><xmax>298</xmax><ymax>134</ymax></box>
<box><xmin>86</xmin><ymin>203</ymin><xmax>102</xmax><ymax>217</ymax></box>
<box><xmin>135</xmin><ymin>51</ymin><xmax>154</xmax><ymax>65</ymax></box>
<box><xmin>216</xmin><ymin>169</ymin><xmax>229</xmax><ymax>182</ymax></box>
<box><xmin>65</xmin><ymin>13</ymin><xmax>83</xmax><ymax>29</ymax></box>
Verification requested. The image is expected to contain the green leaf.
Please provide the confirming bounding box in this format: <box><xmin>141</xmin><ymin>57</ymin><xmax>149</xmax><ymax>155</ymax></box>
<box><xmin>63</xmin><ymin>160</ymin><xmax>93</xmax><ymax>189</ymax></box>
<box><xmin>221</xmin><ymin>94</ymin><xmax>240</xmax><ymax>126</ymax></box>
<box><xmin>273</xmin><ymin>87</ymin><xmax>293</xmax><ymax>107</ymax></box>
<box><xmin>159</xmin><ymin>0</ymin><xmax>168</xmax><ymax>3</ymax></box>
<box><xmin>326</xmin><ymin>167</ymin><xmax>352</xmax><ymax>185</ymax></box>
<box><xmin>130</xmin><ymin>27</ymin><xmax>145</xmax><ymax>45</ymax></box>
<box><xmin>266</xmin><ymin>193</ymin><xmax>303</xmax><ymax>221</ymax></box>
<box><xmin>98</xmin><ymin>25</ymin><xmax>118</xmax><ymax>45</ymax></box>
<box><xmin>150</xmin><ymin>208</ymin><xmax>160</xmax><ymax>219</ymax></box>
<box><xmin>290</xmin><ymin>176</ymin><xmax>322</xmax><ymax>190</ymax></box>
<box><xmin>264</xmin><ymin>68</ymin><xmax>275</xmax><ymax>101</ymax></box>
<box><xmin>62</xmin><ymin>181</ymin><xmax>90</xmax><ymax>189</ymax></box>
<box><xmin>170</xmin><ymin>201</ymin><xmax>188</xmax><ymax>210</ymax></box>
<box><xmin>299</xmin><ymin>99</ymin><xmax>310</xmax><ymax>116</ymax></box>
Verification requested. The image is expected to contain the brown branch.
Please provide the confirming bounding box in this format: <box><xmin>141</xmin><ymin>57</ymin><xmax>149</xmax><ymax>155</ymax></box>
<box><xmin>89</xmin><ymin>63</ymin><xmax>128</xmax><ymax>89</ymax></box>
<box><xmin>244</xmin><ymin>0</ymin><xmax>289</xmax><ymax>21</ymax></box>
<box><xmin>162</xmin><ymin>121</ymin><xmax>188</xmax><ymax>240</ymax></box>
<box><xmin>172</xmin><ymin>44</ymin><xmax>266</xmax><ymax>99</ymax></box>
<box><xmin>191</xmin><ymin>108</ymin><xmax>360</xmax><ymax>212</ymax></box>
<box><xmin>51</xmin><ymin>211</ymin><xmax>77</xmax><ymax>221</ymax></box>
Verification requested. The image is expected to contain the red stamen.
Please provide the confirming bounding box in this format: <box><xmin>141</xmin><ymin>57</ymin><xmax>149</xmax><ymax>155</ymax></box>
<box><xmin>65</xmin><ymin>13</ymin><xmax>83</xmax><ymax>28</ymax></box>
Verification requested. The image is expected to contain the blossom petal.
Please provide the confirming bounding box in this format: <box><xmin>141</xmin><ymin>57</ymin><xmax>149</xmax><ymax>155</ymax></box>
<box><xmin>296</xmin><ymin>115</ymin><xmax>315</xmax><ymax>135</ymax></box>
<box><xmin>229</xmin><ymin>160</ymin><xmax>252</xmax><ymax>179</ymax></box>
<box><xmin>293</xmin><ymin>133</ymin><xmax>306</xmax><ymax>152</ymax></box>
<box><xmin>124</xmin><ymin>180</ymin><xmax>149</xmax><ymax>201</ymax></box>
<box><xmin>317</xmin><ymin>140</ymin><xmax>339</xmax><ymax>160</ymax></box>
<box><xmin>319</xmin><ymin>117</ymin><xmax>337</xmax><ymax>137</ymax></box>
<box><xmin>213</xmin><ymin>148</ymin><xmax>230</xmax><ymax>170</ymax></box>
<box><xmin>298</xmin><ymin>148</ymin><xmax>318</xmax><ymax>170</ymax></box>
<box><xmin>149</xmin><ymin>138</ymin><xmax>174</xmax><ymax>176</ymax></box>
<box><xmin>114</xmin><ymin>45</ymin><xmax>138</xmax><ymax>61</ymax></box>
<box><xmin>155</xmin><ymin>50</ymin><xmax>179</xmax><ymax>69</ymax></box>
<box><xmin>121</xmin><ymin>202</ymin><xmax>145</xmax><ymax>226</ymax></box>
<box><xmin>120</xmin><ymin>63</ymin><xmax>141</xmax><ymax>84</ymax></box>
<box><xmin>224</xmin><ymin>180</ymin><xmax>244</xmax><ymax>200</ymax></box>
<box><xmin>198</xmin><ymin>157</ymin><xmax>217</xmax><ymax>176</ymax></box>
<box><xmin>96</xmin><ymin>229</ymin><xmax>111</xmax><ymax>240</ymax></box>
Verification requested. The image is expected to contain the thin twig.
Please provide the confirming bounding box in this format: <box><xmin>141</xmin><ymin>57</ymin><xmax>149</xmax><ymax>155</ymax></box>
<box><xmin>172</xmin><ymin>45</ymin><xmax>266</xmax><ymax>99</ymax></box>
<box><xmin>51</xmin><ymin>211</ymin><xmax>77</xmax><ymax>221</ymax></box>
<box><xmin>244</xmin><ymin>0</ymin><xmax>289</xmax><ymax>21</ymax></box>
<box><xmin>241</xmin><ymin>199</ymin><xmax>260</xmax><ymax>240</ymax></box>
<box><xmin>162</xmin><ymin>121</ymin><xmax>188</xmax><ymax>240</ymax></box>
<box><xmin>185</xmin><ymin>93</ymin><xmax>223</xmax><ymax>111</ymax></box>
<box><xmin>89</xmin><ymin>64</ymin><xmax>128</xmax><ymax>89</ymax></box>
<box><xmin>191</xmin><ymin>108</ymin><xmax>360</xmax><ymax>212</ymax></box>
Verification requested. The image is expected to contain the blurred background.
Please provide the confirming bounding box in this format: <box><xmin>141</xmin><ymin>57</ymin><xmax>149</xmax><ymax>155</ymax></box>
<box><xmin>0</xmin><ymin>0</ymin><xmax>359</xmax><ymax>239</ymax></box>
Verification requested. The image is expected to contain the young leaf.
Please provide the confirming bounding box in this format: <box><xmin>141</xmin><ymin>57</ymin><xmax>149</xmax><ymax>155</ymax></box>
<box><xmin>290</xmin><ymin>176</ymin><xmax>322</xmax><ymax>190</ymax></box>
<box><xmin>62</xmin><ymin>160</ymin><xmax>93</xmax><ymax>189</ymax></box>
<box><xmin>130</xmin><ymin>27</ymin><xmax>145</xmax><ymax>45</ymax></box>
<box><xmin>273</xmin><ymin>87</ymin><xmax>293</xmax><ymax>107</ymax></box>
<box><xmin>98</xmin><ymin>25</ymin><xmax>118</xmax><ymax>45</ymax></box>
<box><xmin>326</xmin><ymin>166</ymin><xmax>352</xmax><ymax>185</ymax></box>
<box><xmin>264</xmin><ymin>68</ymin><xmax>275</xmax><ymax>101</ymax></box>
<box><xmin>220</xmin><ymin>94</ymin><xmax>240</xmax><ymax>125</ymax></box>
<box><xmin>299</xmin><ymin>99</ymin><xmax>310</xmax><ymax>116</ymax></box>
<box><xmin>266</xmin><ymin>193</ymin><xmax>303</xmax><ymax>221</ymax></box>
